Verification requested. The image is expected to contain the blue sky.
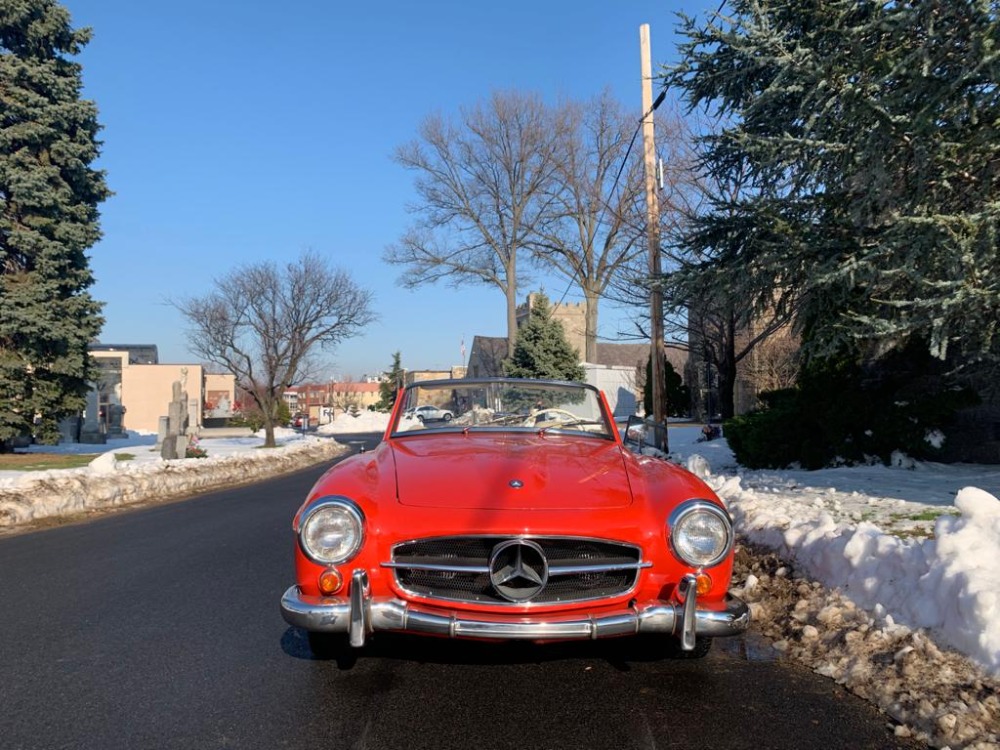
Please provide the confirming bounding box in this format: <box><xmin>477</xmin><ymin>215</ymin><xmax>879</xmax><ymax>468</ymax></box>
<box><xmin>63</xmin><ymin>0</ymin><xmax>715</xmax><ymax>379</ymax></box>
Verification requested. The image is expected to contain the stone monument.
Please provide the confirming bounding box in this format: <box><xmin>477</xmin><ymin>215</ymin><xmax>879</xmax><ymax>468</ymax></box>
<box><xmin>160</xmin><ymin>379</ymin><xmax>191</xmax><ymax>459</ymax></box>
<box><xmin>79</xmin><ymin>387</ymin><xmax>106</xmax><ymax>445</ymax></box>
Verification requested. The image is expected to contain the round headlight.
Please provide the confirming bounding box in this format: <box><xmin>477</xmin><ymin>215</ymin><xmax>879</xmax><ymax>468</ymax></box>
<box><xmin>298</xmin><ymin>498</ymin><xmax>364</xmax><ymax>565</ymax></box>
<box><xmin>669</xmin><ymin>501</ymin><xmax>733</xmax><ymax>568</ymax></box>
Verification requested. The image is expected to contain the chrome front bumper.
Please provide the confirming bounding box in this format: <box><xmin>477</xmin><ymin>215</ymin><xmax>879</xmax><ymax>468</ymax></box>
<box><xmin>280</xmin><ymin>571</ymin><xmax>750</xmax><ymax>651</ymax></box>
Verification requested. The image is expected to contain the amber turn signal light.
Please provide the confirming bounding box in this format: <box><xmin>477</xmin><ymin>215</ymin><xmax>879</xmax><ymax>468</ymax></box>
<box><xmin>318</xmin><ymin>568</ymin><xmax>343</xmax><ymax>595</ymax></box>
<box><xmin>695</xmin><ymin>573</ymin><xmax>712</xmax><ymax>595</ymax></box>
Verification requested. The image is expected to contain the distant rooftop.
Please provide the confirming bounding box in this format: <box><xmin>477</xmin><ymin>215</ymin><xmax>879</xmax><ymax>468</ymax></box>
<box><xmin>90</xmin><ymin>343</ymin><xmax>160</xmax><ymax>365</ymax></box>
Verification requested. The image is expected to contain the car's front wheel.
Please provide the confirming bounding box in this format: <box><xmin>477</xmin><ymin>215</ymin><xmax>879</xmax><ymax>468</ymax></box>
<box><xmin>638</xmin><ymin>635</ymin><xmax>713</xmax><ymax>660</ymax></box>
<box><xmin>443</xmin><ymin>413</ymin><xmax>452</xmax><ymax>421</ymax></box>
<box><xmin>306</xmin><ymin>631</ymin><xmax>351</xmax><ymax>660</ymax></box>
<box><xmin>665</xmin><ymin>636</ymin><xmax>713</xmax><ymax>659</ymax></box>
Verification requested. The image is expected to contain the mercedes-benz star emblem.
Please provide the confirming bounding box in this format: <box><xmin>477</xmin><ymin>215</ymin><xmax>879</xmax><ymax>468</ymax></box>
<box><xmin>489</xmin><ymin>539</ymin><xmax>549</xmax><ymax>602</ymax></box>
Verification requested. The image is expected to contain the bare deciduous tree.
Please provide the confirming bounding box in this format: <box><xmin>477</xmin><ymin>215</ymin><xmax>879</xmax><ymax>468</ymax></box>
<box><xmin>742</xmin><ymin>328</ymin><xmax>800</xmax><ymax>397</ymax></box>
<box><xmin>687</xmin><ymin>287</ymin><xmax>795</xmax><ymax>419</ymax></box>
<box><xmin>664</xmin><ymin>160</ymin><xmax>799</xmax><ymax>420</ymax></box>
<box><xmin>329</xmin><ymin>378</ymin><xmax>363</xmax><ymax>420</ymax></box>
<box><xmin>173</xmin><ymin>252</ymin><xmax>376</xmax><ymax>447</ymax></box>
<box><xmin>606</xmin><ymin>110</ymin><xmax>802</xmax><ymax>420</ymax></box>
<box><xmin>527</xmin><ymin>91</ymin><xmax>648</xmax><ymax>363</ymax></box>
<box><xmin>384</xmin><ymin>91</ymin><xmax>563</xmax><ymax>353</ymax></box>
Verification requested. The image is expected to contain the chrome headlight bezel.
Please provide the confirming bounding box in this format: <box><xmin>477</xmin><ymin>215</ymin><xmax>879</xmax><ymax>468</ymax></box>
<box><xmin>296</xmin><ymin>496</ymin><xmax>365</xmax><ymax>565</ymax></box>
<box><xmin>668</xmin><ymin>500</ymin><xmax>734</xmax><ymax>569</ymax></box>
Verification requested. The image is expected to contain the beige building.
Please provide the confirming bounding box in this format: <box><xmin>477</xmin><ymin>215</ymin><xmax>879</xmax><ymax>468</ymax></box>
<box><xmin>121</xmin><ymin>364</ymin><xmax>202</xmax><ymax>433</ymax></box>
<box><xmin>685</xmin><ymin>305</ymin><xmax>799</xmax><ymax>420</ymax></box>
<box><xmin>404</xmin><ymin>367</ymin><xmax>467</xmax><ymax>386</ymax></box>
<box><xmin>88</xmin><ymin>345</ymin><xmax>236</xmax><ymax>436</ymax></box>
<box><xmin>284</xmin><ymin>381</ymin><xmax>383</xmax><ymax>424</ymax></box>
<box><xmin>516</xmin><ymin>293</ymin><xmax>588</xmax><ymax>359</ymax></box>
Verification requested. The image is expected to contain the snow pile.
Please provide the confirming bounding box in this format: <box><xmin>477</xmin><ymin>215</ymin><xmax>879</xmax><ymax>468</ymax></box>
<box><xmin>677</xmin><ymin>433</ymin><xmax>1000</xmax><ymax>748</ymax></box>
<box><xmin>694</xmin><ymin>468</ymin><xmax>1000</xmax><ymax>677</ymax></box>
<box><xmin>0</xmin><ymin>430</ymin><xmax>347</xmax><ymax>527</ymax></box>
<box><xmin>0</xmin><ymin>410</ymin><xmax>392</xmax><ymax>527</ymax></box>
<box><xmin>315</xmin><ymin>410</ymin><xmax>390</xmax><ymax>435</ymax></box>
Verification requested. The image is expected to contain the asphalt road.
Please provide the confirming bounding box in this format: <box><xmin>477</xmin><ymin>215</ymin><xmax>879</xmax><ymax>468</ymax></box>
<box><xmin>0</xmin><ymin>432</ymin><xmax>926</xmax><ymax>750</ymax></box>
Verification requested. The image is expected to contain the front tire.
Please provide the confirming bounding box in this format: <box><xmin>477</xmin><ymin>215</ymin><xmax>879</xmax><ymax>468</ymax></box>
<box><xmin>664</xmin><ymin>636</ymin><xmax>713</xmax><ymax>659</ymax></box>
<box><xmin>637</xmin><ymin>635</ymin><xmax>713</xmax><ymax>660</ymax></box>
<box><xmin>307</xmin><ymin>631</ymin><xmax>350</xmax><ymax>660</ymax></box>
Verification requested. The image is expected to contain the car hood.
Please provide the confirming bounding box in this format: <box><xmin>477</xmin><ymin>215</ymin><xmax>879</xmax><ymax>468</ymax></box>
<box><xmin>390</xmin><ymin>435</ymin><xmax>633</xmax><ymax>510</ymax></box>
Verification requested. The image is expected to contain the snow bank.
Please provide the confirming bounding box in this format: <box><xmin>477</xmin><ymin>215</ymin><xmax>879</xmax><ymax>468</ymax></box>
<box><xmin>687</xmin><ymin>449</ymin><xmax>1000</xmax><ymax>679</ymax></box>
<box><xmin>724</xmin><ymin>479</ymin><xmax>1000</xmax><ymax>675</ymax></box>
<box><xmin>0</xmin><ymin>436</ymin><xmax>346</xmax><ymax>528</ymax></box>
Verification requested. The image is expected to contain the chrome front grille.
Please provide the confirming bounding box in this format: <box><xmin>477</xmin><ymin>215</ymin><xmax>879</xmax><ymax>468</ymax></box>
<box><xmin>385</xmin><ymin>536</ymin><xmax>645</xmax><ymax>605</ymax></box>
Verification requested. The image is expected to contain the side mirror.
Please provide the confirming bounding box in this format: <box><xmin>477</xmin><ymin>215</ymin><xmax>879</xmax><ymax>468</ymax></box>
<box><xmin>622</xmin><ymin>416</ymin><xmax>669</xmax><ymax>456</ymax></box>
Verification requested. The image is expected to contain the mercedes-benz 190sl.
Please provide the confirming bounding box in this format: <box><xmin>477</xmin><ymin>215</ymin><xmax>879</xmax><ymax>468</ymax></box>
<box><xmin>280</xmin><ymin>377</ymin><xmax>749</xmax><ymax>658</ymax></box>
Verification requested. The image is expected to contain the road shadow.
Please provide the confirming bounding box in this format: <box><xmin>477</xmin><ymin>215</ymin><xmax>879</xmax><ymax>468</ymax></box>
<box><xmin>322</xmin><ymin>431</ymin><xmax>383</xmax><ymax>450</ymax></box>
<box><xmin>279</xmin><ymin>626</ymin><xmax>755</xmax><ymax>672</ymax></box>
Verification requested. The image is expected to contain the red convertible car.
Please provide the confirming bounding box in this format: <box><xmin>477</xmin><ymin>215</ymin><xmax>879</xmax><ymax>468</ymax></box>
<box><xmin>280</xmin><ymin>377</ymin><xmax>749</xmax><ymax>657</ymax></box>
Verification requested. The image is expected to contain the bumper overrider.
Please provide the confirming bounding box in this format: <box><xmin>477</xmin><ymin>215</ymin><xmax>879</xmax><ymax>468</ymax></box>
<box><xmin>281</xmin><ymin>570</ymin><xmax>750</xmax><ymax>650</ymax></box>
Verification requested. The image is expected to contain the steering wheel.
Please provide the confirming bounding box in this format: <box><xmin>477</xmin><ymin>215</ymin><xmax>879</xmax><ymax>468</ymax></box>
<box><xmin>524</xmin><ymin>408</ymin><xmax>580</xmax><ymax>428</ymax></box>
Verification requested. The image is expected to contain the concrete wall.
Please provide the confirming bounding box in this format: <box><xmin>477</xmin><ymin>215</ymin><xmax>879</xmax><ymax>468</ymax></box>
<box><xmin>404</xmin><ymin>370</ymin><xmax>456</xmax><ymax>386</ymax></box>
<box><xmin>122</xmin><ymin>365</ymin><xmax>204</xmax><ymax>434</ymax></box>
<box><xmin>583</xmin><ymin>363</ymin><xmax>640</xmax><ymax>418</ymax></box>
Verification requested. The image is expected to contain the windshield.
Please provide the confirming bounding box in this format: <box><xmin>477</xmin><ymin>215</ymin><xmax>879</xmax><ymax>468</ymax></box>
<box><xmin>392</xmin><ymin>379</ymin><xmax>614</xmax><ymax>439</ymax></box>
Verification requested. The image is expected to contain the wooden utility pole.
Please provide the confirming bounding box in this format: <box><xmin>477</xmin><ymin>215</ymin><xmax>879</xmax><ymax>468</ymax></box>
<box><xmin>640</xmin><ymin>23</ymin><xmax>667</xmax><ymax>446</ymax></box>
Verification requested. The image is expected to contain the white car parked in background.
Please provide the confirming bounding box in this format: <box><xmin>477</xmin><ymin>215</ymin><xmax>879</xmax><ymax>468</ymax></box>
<box><xmin>405</xmin><ymin>404</ymin><xmax>454</xmax><ymax>422</ymax></box>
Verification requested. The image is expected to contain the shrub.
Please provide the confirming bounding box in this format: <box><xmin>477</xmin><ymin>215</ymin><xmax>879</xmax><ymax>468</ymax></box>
<box><xmin>228</xmin><ymin>411</ymin><xmax>263</xmax><ymax>432</ymax></box>
<box><xmin>643</xmin><ymin>354</ymin><xmax>691</xmax><ymax>418</ymax></box>
<box><xmin>724</xmin><ymin>389</ymin><xmax>812</xmax><ymax>469</ymax></box>
<box><xmin>724</xmin><ymin>348</ymin><xmax>978</xmax><ymax>470</ymax></box>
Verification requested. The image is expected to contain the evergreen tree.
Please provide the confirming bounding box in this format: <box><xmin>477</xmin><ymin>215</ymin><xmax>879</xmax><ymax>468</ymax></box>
<box><xmin>667</xmin><ymin>0</ymin><xmax>1000</xmax><ymax>364</ymax></box>
<box><xmin>0</xmin><ymin>1</ymin><xmax>109</xmax><ymax>450</ymax></box>
<box><xmin>375</xmin><ymin>351</ymin><xmax>404</xmax><ymax>411</ymax></box>
<box><xmin>643</xmin><ymin>353</ymin><xmax>690</xmax><ymax>418</ymax></box>
<box><xmin>504</xmin><ymin>293</ymin><xmax>585</xmax><ymax>381</ymax></box>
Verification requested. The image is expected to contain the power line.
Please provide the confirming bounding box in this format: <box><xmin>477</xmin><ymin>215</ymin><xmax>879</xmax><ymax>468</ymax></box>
<box><xmin>552</xmin><ymin>85</ymin><xmax>668</xmax><ymax>312</ymax></box>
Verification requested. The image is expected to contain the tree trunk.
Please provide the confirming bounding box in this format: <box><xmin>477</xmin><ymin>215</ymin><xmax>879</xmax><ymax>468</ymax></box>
<box><xmin>718</xmin><ymin>364</ymin><xmax>737</xmax><ymax>420</ymax></box>
<box><xmin>583</xmin><ymin>287</ymin><xmax>600</xmax><ymax>363</ymax></box>
<box><xmin>719</xmin><ymin>318</ymin><xmax>738</xmax><ymax>420</ymax></box>
<box><xmin>505</xmin><ymin>268</ymin><xmax>518</xmax><ymax>362</ymax></box>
